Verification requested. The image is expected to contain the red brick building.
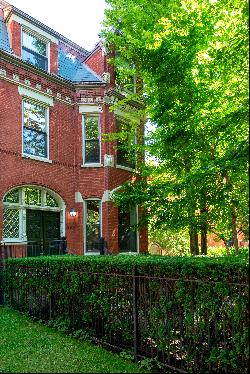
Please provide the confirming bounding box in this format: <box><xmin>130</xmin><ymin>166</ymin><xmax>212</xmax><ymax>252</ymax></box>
<box><xmin>0</xmin><ymin>0</ymin><xmax>148</xmax><ymax>255</ymax></box>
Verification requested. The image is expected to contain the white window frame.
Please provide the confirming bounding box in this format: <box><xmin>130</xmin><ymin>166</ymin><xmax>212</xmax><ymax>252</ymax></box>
<box><xmin>22</xmin><ymin>99</ymin><xmax>50</xmax><ymax>162</ymax></box>
<box><xmin>21</xmin><ymin>26</ymin><xmax>50</xmax><ymax>73</ymax></box>
<box><xmin>84</xmin><ymin>198</ymin><xmax>102</xmax><ymax>255</ymax></box>
<box><xmin>82</xmin><ymin>114</ymin><xmax>101</xmax><ymax>167</ymax></box>
<box><xmin>2</xmin><ymin>186</ymin><xmax>65</xmax><ymax>243</ymax></box>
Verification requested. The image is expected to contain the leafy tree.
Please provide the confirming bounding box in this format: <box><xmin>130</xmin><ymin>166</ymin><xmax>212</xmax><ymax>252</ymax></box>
<box><xmin>102</xmin><ymin>0</ymin><xmax>249</xmax><ymax>254</ymax></box>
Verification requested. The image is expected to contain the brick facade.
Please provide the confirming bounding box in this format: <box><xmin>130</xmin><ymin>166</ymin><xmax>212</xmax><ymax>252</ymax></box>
<box><xmin>0</xmin><ymin>3</ymin><xmax>148</xmax><ymax>255</ymax></box>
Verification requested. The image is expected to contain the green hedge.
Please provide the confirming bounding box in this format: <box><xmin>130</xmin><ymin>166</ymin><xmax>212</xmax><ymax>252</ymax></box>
<box><xmin>4</xmin><ymin>253</ymin><xmax>249</xmax><ymax>281</ymax></box>
<box><xmin>3</xmin><ymin>254</ymin><xmax>249</xmax><ymax>373</ymax></box>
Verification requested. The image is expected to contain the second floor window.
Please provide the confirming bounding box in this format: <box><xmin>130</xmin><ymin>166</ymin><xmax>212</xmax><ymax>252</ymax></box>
<box><xmin>22</xmin><ymin>31</ymin><xmax>48</xmax><ymax>71</ymax></box>
<box><xmin>23</xmin><ymin>101</ymin><xmax>48</xmax><ymax>158</ymax></box>
<box><xmin>83</xmin><ymin>115</ymin><xmax>100</xmax><ymax>164</ymax></box>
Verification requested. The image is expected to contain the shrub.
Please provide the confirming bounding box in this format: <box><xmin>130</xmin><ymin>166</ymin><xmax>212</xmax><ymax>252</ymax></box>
<box><xmin>4</xmin><ymin>254</ymin><xmax>249</xmax><ymax>373</ymax></box>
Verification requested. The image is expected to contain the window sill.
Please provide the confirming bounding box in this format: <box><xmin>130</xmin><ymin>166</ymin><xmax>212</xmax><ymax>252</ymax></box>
<box><xmin>118</xmin><ymin>252</ymin><xmax>139</xmax><ymax>255</ymax></box>
<box><xmin>22</xmin><ymin>154</ymin><xmax>52</xmax><ymax>163</ymax></box>
<box><xmin>1</xmin><ymin>239</ymin><xmax>27</xmax><ymax>244</ymax></box>
<box><xmin>116</xmin><ymin>164</ymin><xmax>135</xmax><ymax>172</ymax></box>
<box><xmin>84</xmin><ymin>252</ymin><xmax>101</xmax><ymax>256</ymax></box>
<box><xmin>81</xmin><ymin>163</ymin><xmax>103</xmax><ymax>168</ymax></box>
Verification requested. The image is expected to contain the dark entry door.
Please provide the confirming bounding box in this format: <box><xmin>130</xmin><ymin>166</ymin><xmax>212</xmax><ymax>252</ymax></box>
<box><xmin>26</xmin><ymin>210</ymin><xmax>60</xmax><ymax>255</ymax></box>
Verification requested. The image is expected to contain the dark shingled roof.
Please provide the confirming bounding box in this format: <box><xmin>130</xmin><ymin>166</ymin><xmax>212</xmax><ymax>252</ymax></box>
<box><xmin>0</xmin><ymin>16</ymin><xmax>12</xmax><ymax>53</ymax></box>
<box><xmin>58</xmin><ymin>50</ymin><xmax>102</xmax><ymax>83</ymax></box>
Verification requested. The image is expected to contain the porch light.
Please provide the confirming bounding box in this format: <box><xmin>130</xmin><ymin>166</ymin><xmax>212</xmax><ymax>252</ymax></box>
<box><xmin>69</xmin><ymin>208</ymin><xmax>77</xmax><ymax>217</ymax></box>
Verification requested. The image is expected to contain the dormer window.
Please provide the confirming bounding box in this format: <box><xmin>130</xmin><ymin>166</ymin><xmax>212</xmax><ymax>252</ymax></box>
<box><xmin>22</xmin><ymin>30</ymin><xmax>48</xmax><ymax>71</ymax></box>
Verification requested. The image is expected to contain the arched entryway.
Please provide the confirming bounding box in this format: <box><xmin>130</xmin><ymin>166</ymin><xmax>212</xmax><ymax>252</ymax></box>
<box><xmin>3</xmin><ymin>186</ymin><xmax>65</xmax><ymax>253</ymax></box>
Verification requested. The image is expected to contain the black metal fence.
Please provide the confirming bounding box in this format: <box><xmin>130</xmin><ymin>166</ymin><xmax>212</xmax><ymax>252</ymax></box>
<box><xmin>0</xmin><ymin>239</ymin><xmax>67</xmax><ymax>260</ymax></box>
<box><xmin>0</xmin><ymin>240</ymin><xmax>67</xmax><ymax>304</ymax></box>
<box><xmin>3</xmin><ymin>266</ymin><xmax>248</xmax><ymax>373</ymax></box>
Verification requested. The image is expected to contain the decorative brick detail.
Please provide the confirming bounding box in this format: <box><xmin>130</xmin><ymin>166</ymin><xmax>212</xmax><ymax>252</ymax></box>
<box><xmin>24</xmin><ymin>79</ymin><xmax>31</xmax><ymax>86</ymax></box>
<box><xmin>0</xmin><ymin>68</ymin><xmax>6</xmax><ymax>76</ymax></box>
<box><xmin>13</xmin><ymin>74</ymin><xmax>20</xmax><ymax>82</ymax></box>
<box><xmin>46</xmin><ymin>88</ymin><xmax>52</xmax><ymax>95</ymax></box>
<box><xmin>36</xmin><ymin>83</ymin><xmax>42</xmax><ymax>90</ymax></box>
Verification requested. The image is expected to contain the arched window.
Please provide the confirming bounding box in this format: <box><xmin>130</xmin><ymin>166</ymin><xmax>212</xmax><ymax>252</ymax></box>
<box><xmin>3</xmin><ymin>186</ymin><xmax>65</xmax><ymax>242</ymax></box>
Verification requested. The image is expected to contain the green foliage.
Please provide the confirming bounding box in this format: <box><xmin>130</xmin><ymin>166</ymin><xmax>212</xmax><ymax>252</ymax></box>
<box><xmin>148</xmin><ymin>228</ymin><xmax>190</xmax><ymax>256</ymax></box>
<box><xmin>3</xmin><ymin>255</ymin><xmax>249</xmax><ymax>372</ymax></box>
<box><xmin>102</xmin><ymin>0</ymin><xmax>249</xmax><ymax>252</ymax></box>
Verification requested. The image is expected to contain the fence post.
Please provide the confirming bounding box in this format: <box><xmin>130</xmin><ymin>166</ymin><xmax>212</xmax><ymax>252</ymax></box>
<box><xmin>132</xmin><ymin>266</ymin><xmax>139</xmax><ymax>359</ymax></box>
<box><xmin>61</xmin><ymin>237</ymin><xmax>67</xmax><ymax>255</ymax></box>
<box><xmin>4</xmin><ymin>243</ymin><xmax>7</xmax><ymax>259</ymax></box>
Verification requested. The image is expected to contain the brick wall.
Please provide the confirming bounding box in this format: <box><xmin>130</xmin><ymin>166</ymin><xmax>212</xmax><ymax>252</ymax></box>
<box><xmin>85</xmin><ymin>47</ymin><xmax>105</xmax><ymax>77</ymax></box>
<box><xmin>0</xmin><ymin>29</ymin><xmax>148</xmax><ymax>254</ymax></box>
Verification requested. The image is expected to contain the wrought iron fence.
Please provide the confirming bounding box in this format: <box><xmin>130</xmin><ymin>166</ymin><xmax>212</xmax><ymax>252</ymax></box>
<box><xmin>3</xmin><ymin>265</ymin><xmax>248</xmax><ymax>373</ymax></box>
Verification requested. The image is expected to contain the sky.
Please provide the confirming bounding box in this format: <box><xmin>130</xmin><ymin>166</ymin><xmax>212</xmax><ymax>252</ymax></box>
<box><xmin>8</xmin><ymin>0</ymin><xmax>107</xmax><ymax>51</ymax></box>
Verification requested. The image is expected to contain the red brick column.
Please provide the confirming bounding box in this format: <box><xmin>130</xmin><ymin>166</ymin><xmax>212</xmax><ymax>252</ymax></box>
<box><xmin>50</xmin><ymin>42</ymin><xmax>58</xmax><ymax>75</ymax></box>
<box><xmin>9</xmin><ymin>20</ymin><xmax>21</xmax><ymax>56</ymax></box>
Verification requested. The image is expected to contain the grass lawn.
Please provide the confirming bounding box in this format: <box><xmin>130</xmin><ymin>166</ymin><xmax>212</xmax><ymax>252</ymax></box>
<box><xmin>0</xmin><ymin>307</ymin><xmax>143</xmax><ymax>373</ymax></box>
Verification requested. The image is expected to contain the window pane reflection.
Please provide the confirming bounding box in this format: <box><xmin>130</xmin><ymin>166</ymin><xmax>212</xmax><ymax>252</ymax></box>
<box><xmin>23</xmin><ymin>101</ymin><xmax>47</xmax><ymax>158</ymax></box>
<box><xmin>86</xmin><ymin>200</ymin><xmax>100</xmax><ymax>252</ymax></box>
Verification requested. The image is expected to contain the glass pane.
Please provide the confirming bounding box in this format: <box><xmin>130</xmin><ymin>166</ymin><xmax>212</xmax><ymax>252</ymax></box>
<box><xmin>84</xmin><ymin>117</ymin><xmax>99</xmax><ymax>139</ymax></box>
<box><xmin>22</xmin><ymin>31</ymin><xmax>46</xmax><ymax>56</ymax></box>
<box><xmin>86</xmin><ymin>201</ymin><xmax>100</xmax><ymax>252</ymax></box>
<box><xmin>117</xmin><ymin>142</ymin><xmax>136</xmax><ymax>169</ymax></box>
<box><xmin>46</xmin><ymin>193</ymin><xmax>59</xmax><ymax>207</ymax></box>
<box><xmin>3</xmin><ymin>209</ymin><xmax>19</xmax><ymax>238</ymax></box>
<box><xmin>24</xmin><ymin>187</ymin><xmax>41</xmax><ymax>206</ymax></box>
<box><xmin>4</xmin><ymin>189</ymin><xmax>19</xmax><ymax>204</ymax></box>
<box><xmin>118</xmin><ymin>207</ymin><xmax>137</xmax><ymax>252</ymax></box>
<box><xmin>116</xmin><ymin>121</ymin><xmax>136</xmax><ymax>168</ymax></box>
<box><xmin>23</xmin><ymin>101</ymin><xmax>46</xmax><ymax>132</ymax></box>
<box><xmin>23</xmin><ymin>128</ymin><xmax>47</xmax><ymax>157</ymax></box>
<box><xmin>85</xmin><ymin>140</ymin><xmax>100</xmax><ymax>163</ymax></box>
<box><xmin>22</xmin><ymin>48</ymin><xmax>48</xmax><ymax>70</ymax></box>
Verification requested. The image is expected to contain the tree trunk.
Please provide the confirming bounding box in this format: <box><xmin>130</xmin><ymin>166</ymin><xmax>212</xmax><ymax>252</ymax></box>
<box><xmin>232</xmin><ymin>205</ymin><xmax>239</xmax><ymax>255</ymax></box>
<box><xmin>201</xmin><ymin>227</ymin><xmax>207</xmax><ymax>255</ymax></box>
<box><xmin>224</xmin><ymin>173</ymin><xmax>239</xmax><ymax>255</ymax></box>
<box><xmin>200</xmin><ymin>205</ymin><xmax>208</xmax><ymax>255</ymax></box>
<box><xmin>189</xmin><ymin>228</ymin><xmax>199</xmax><ymax>255</ymax></box>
